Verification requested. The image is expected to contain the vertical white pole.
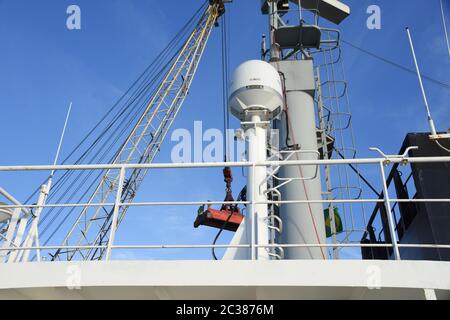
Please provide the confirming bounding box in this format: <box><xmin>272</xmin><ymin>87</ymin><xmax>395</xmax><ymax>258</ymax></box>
<box><xmin>52</xmin><ymin>102</ymin><xmax>73</xmax><ymax>171</ymax></box>
<box><xmin>298</xmin><ymin>0</ymin><xmax>303</xmax><ymax>22</ymax></box>
<box><xmin>251</xmin><ymin>163</ymin><xmax>256</xmax><ymax>260</ymax></box>
<box><xmin>378</xmin><ymin>162</ymin><xmax>401</xmax><ymax>260</ymax></box>
<box><xmin>47</xmin><ymin>101</ymin><xmax>73</xmax><ymax>192</ymax></box>
<box><xmin>105</xmin><ymin>167</ymin><xmax>126</xmax><ymax>261</ymax></box>
<box><xmin>246</xmin><ymin>114</ymin><xmax>270</xmax><ymax>260</ymax></box>
<box><xmin>406</xmin><ymin>27</ymin><xmax>437</xmax><ymax>136</ymax></box>
<box><xmin>440</xmin><ymin>0</ymin><xmax>450</xmax><ymax>57</ymax></box>
<box><xmin>17</xmin><ymin>102</ymin><xmax>73</xmax><ymax>263</ymax></box>
<box><xmin>8</xmin><ymin>217</ymin><xmax>28</xmax><ymax>263</ymax></box>
<box><xmin>0</xmin><ymin>208</ymin><xmax>21</xmax><ymax>262</ymax></box>
<box><xmin>21</xmin><ymin>184</ymin><xmax>48</xmax><ymax>262</ymax></box>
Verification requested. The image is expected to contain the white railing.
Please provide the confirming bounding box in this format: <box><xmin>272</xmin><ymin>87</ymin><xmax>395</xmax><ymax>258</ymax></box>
<box><xmin>0</xmin><ymin>154</ymin><xmax>450</xmax><ymax>262</ymax></box>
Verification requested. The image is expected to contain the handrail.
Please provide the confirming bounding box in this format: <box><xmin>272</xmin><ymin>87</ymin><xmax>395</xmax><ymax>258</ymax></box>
<box><xmin>0</xmin><ymin>154</ymin><xmax>449</xmax><ymax>262</ymax></box>
<box><xmin>0</xmin><ymin>156</ymin><xmax>449</xmax><ymax>171</ymax></box>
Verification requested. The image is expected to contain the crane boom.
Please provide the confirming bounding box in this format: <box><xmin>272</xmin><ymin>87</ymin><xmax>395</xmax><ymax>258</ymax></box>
<box><xmin>52</xmin><ymin>2</ymin><xmax>223</xmax><ymax>261</ymax></box>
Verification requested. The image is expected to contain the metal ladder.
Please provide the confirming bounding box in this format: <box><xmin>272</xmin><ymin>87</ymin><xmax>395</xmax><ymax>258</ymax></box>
<box><xmin>313</xmin><ymin>28</ymin><xmax>368</xmax><ymax>253</ymax></box>
<box><xmin>264</xmin><ymin>145</ymin><xmax>285</xmax><ymax>260</ymax></box>
<box><xmin>263</xmin><ymin>145</ymin><xmax>321</xmax><ymax>260</ymax></box>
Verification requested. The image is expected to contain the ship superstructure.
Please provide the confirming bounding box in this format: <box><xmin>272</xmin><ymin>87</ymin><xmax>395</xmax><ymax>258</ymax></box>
<box><xmin>0</xmin><ymin>0</ymin><xmax>449</xmax><ymax>300</ymax></box>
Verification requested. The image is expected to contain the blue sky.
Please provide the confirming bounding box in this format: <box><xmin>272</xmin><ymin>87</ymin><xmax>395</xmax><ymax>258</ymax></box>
<box><xmin>0</xmin><ymin>0</ymin><xmax>449</xmax><ymax>260</ymax></box>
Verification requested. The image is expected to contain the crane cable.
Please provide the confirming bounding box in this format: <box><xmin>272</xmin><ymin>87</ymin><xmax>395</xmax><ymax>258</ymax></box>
<box><xmin>341</xmin><ymin>39</ymin><xmax>450</xmax><ymax>91</ymax></box>
<box><xmin>41</xmin><ymin>2</ymin><xmax>208</xmax><ymax>244</ymax></box>
<box><xmin>25</xmin><ymin>1</ymin><xmax>207</xmax><ymax>208</ymax></box>
<box><xmin>212</xmin><ymin>9</ymin><xmax>232</xmax><ymax>261</ymax></box>
<box><xmin>23</xmin><ymin>1</ymin><xmax>206</xmax><ymax>207</ymax></box>
<box><xmin>37</xmin><ymin>34</ymin><xmax>201</xmax><ymax>254</ymax></box>
<box><xmin>41</xmin><ymin>5</ymin><xmax>212</xmax><ymax>257</ymax></box>
<box><xmin>38</xmin><ymin>11</ymin><xmax>201</xmax><ymax>239</ymax></box>
<box><xmin>221</xmin><ymin>11</ymin><xmax>231</xmax><ymax>162</ymax></box>
<box><xmin>24</xmin><ymin>1</ymin><xmax>209</xmax><ymax>251</ymax></box>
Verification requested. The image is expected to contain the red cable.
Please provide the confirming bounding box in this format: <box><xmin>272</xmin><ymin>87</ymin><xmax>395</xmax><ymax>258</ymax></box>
<box><xmin>281</xmin><ymin>77</ymin><xmax>326</xmax><ymax>260</ymax></box>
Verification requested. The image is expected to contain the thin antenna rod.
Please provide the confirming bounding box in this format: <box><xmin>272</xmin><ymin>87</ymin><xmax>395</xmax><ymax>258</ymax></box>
<box><xmin>440</xmin><ymin>0</ymin><xmax>450</xmax><ymax>57</ymax></box>
<box><xmin>405</xmin><ymin>27</ymin><xmax>437</xmax><ymax>136</ymax></box>
<box><xmin>51</xmin><ymin>101</ymin><xmax>73</xmax><ymax>177</ymax></box>
<box><xmin>298</xmin><ymin>0</ymin><xmax>303</xmax><ymax>23</ymax></box>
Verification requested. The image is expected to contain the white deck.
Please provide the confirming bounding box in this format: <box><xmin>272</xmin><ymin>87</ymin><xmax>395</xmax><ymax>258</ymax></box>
<box><xmin>0</xmin><ymin>260</ymin><xmax>449</xmax><ymax>300</ymax></box>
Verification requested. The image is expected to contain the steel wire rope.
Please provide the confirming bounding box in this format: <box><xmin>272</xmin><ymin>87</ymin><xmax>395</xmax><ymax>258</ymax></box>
<box><xmin>341</xmin><ymin>39</ymin><xmax>450</xmax><ymax>91</ymax></box>
<box><xmin>24</xmin><ymin>1</ymin><xmax>208</xmax><ymax>206</ymax></box>
<box><xmin>34</xmin><ymin>22</ymin><xmax>196</xmax><ymax>236</ymax></box>
<box><xmin>213</xmin><ymin>11</ymin><xmax>232</xmax><ymax>261</ymax></box>
<box><xmin>28</xmin><ymin>2</ymin><xmax>209</xmax><ymax>250</ymax></box>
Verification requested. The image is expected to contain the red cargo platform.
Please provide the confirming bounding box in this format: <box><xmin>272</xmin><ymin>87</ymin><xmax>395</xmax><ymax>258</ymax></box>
<box><xmin>194</xmin><ymin>208</ymin><xmax>244</xmax><ymax>232</ymax></box>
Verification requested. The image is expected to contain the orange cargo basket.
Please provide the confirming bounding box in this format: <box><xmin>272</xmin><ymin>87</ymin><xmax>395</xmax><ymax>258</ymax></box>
<box><xmin>194</xmin><ymin>208</ymin><xmax>244</xmax><ymax>232</ymax></box>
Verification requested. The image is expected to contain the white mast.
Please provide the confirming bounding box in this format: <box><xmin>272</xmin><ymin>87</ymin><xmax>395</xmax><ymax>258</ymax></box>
<box><xmin>266</xmin><ymin>0</ymin><xmax>350</xmax><ymax>260</ymax></box>
<box><xmin>245</xmin><ymin>113</ymin><xmax>270</xmax><ymax>260</ymax></box>
<box><xmin>226</xmin><ymin>59</ymin><xmax>284</xmax><ymax>260</ymax></box>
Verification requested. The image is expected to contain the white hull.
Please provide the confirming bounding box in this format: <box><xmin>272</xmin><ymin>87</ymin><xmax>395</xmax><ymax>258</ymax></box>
<box><xmin>1</xmin><ymin>260</ymin><xmax>449</xmax><ymax>300</ymax></box>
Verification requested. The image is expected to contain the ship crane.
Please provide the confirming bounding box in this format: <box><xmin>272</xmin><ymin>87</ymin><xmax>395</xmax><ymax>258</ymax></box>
<box><xmin>44</xmin><ymin>0</ymin><xmax>228</xmax><ymax>261</ymax></box>
<box><xmin>2</xmin><ymin>0</ymin><xmax>450</xmax><ymax>301</ymax></box>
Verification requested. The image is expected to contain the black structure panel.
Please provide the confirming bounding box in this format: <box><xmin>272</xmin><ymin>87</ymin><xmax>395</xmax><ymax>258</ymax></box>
<box><xmin>361</xmin><ymin>132</ymin><xmax>450</xmax><ymax>261</ymax></box>
<box><xmin>402</xmin><ymin>133</ymin><xmax>450</xmax><ymax>260</ymax></box>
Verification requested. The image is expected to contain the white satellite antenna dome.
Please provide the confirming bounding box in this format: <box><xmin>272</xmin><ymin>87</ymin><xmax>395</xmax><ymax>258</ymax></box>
<box><xmin>228</xmin><ymin>60</ymin><xmax>283</xmax><ymax>121</ymax></box>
